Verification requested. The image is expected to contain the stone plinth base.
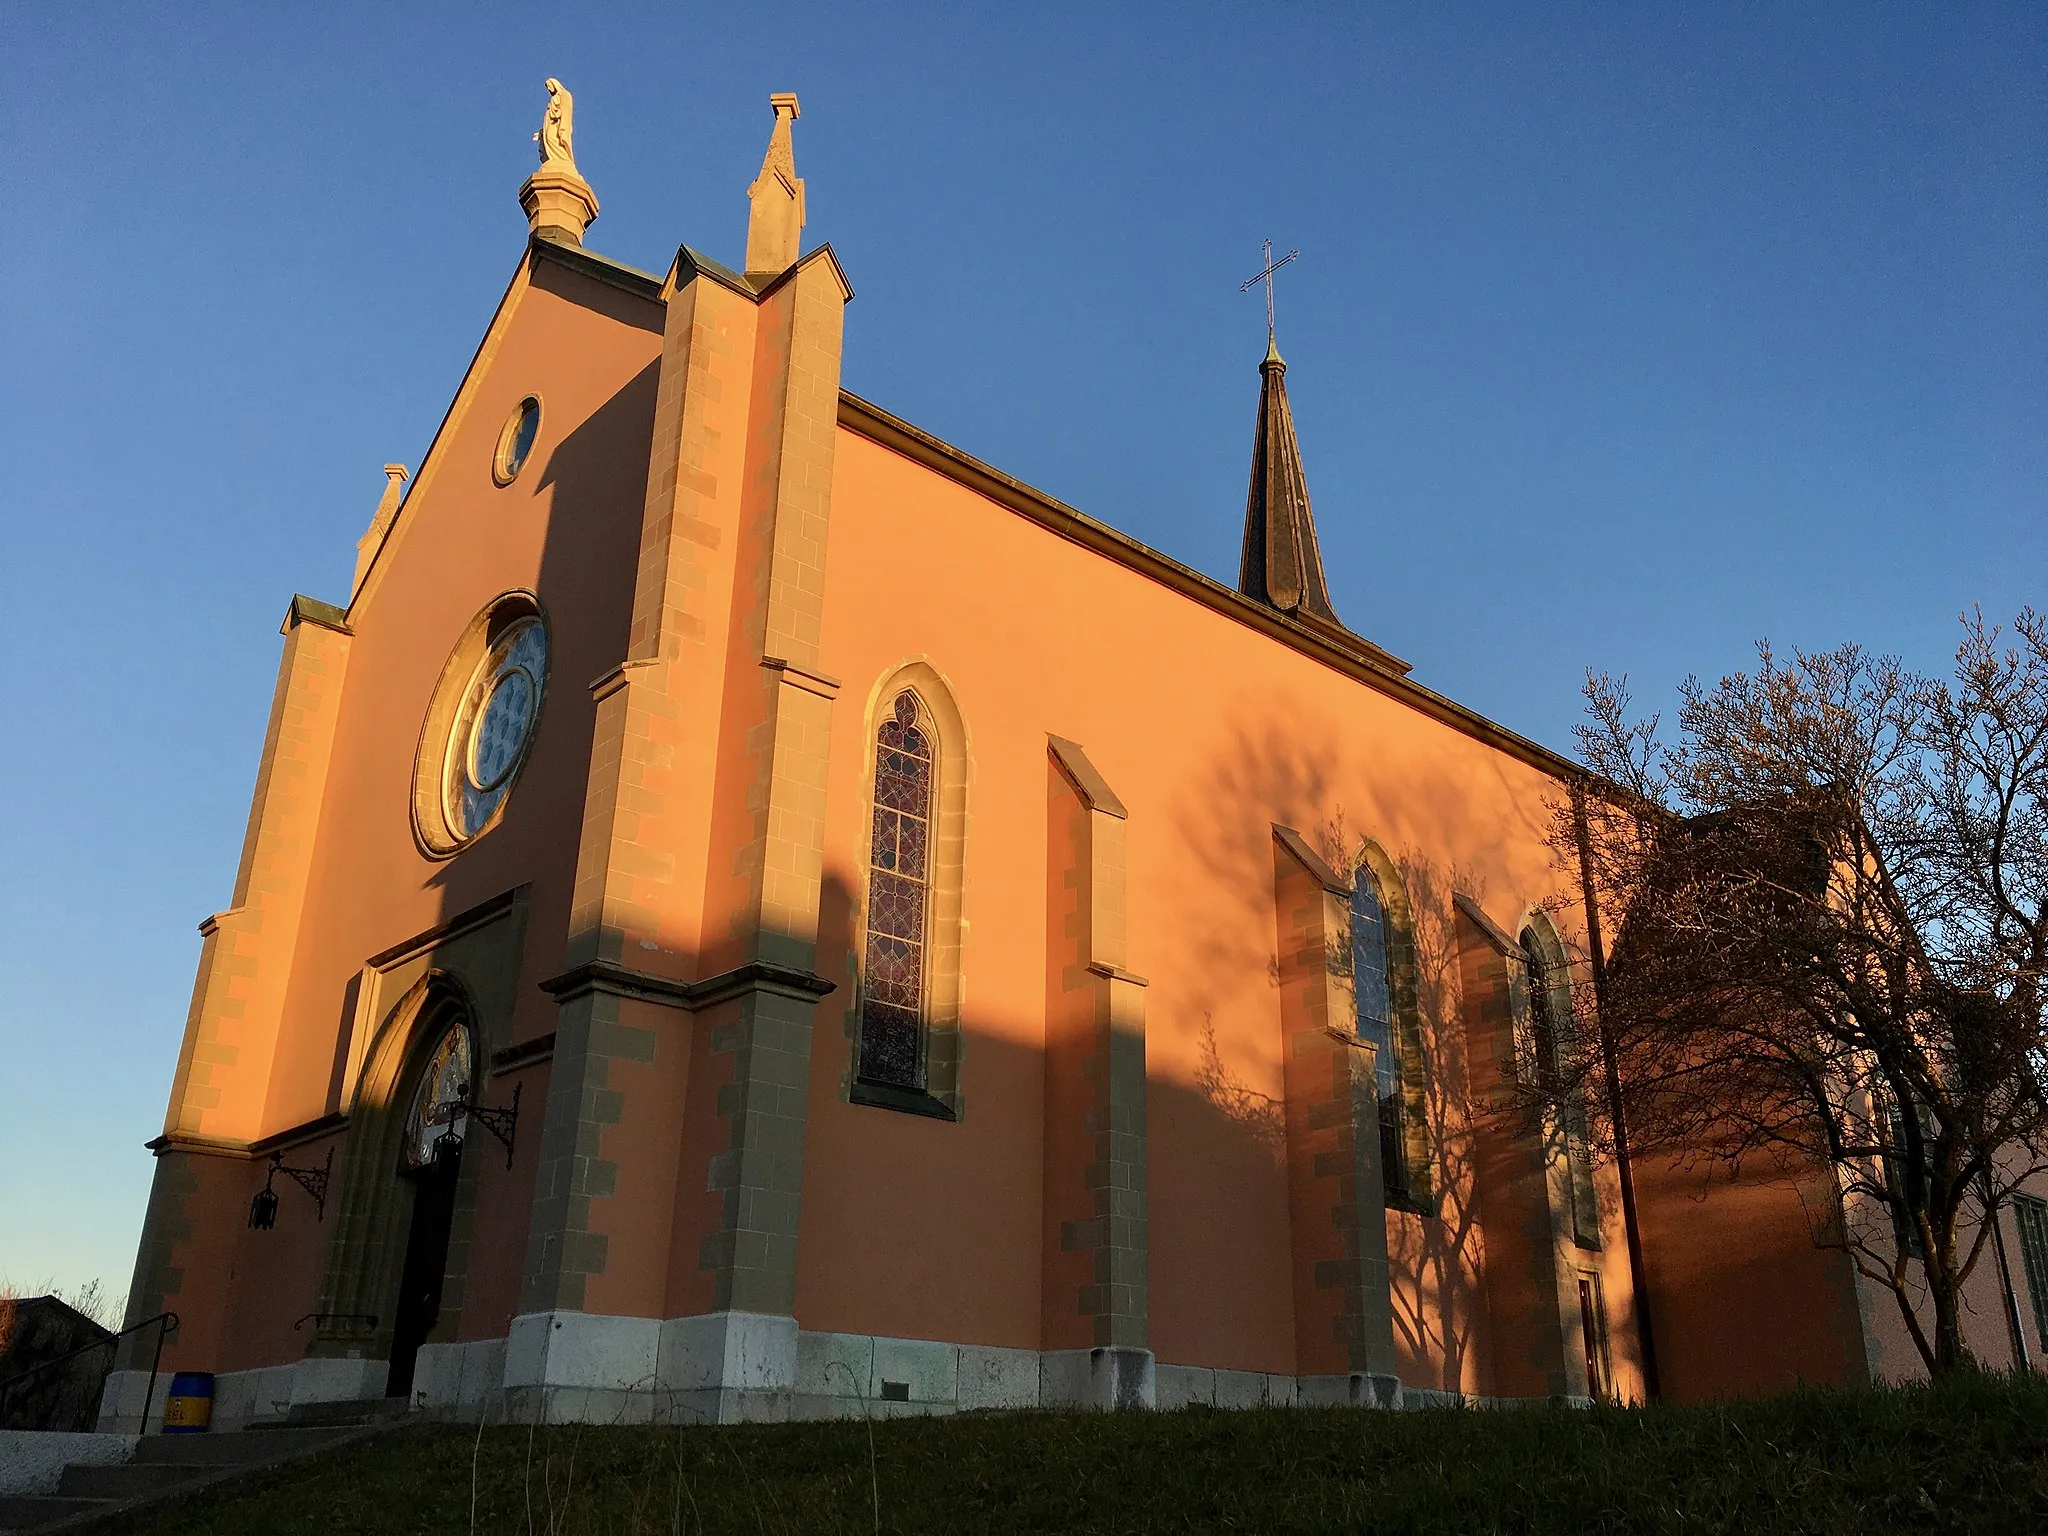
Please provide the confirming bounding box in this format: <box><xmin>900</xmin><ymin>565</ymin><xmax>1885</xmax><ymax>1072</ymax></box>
<box><xmin>1040</xmin><ymin>1346</ymin><xmax>1157</xmax><ymax>1411</ymax></box>
<box><xmin>518</xmin><ymin>166</ymin><xmax>599</xmax><ymax>245</ymax></box>
<box><xmin>165</xmin><ymin>1318</ymin><xmax>1538</xmax><ymax>1427</ymax></box>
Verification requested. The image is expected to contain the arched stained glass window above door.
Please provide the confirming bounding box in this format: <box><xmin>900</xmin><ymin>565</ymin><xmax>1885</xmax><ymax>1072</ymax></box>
<box><xmin>402</xmin><ymin>1019</ymin><xmax>472</xmax><ymax>1171</ymax></box>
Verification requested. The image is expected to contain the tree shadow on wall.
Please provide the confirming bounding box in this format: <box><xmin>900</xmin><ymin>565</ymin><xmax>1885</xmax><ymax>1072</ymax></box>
<box><xmin>1164</xmin><ymin>715</ymin><xmax>1498</xmax><ymax>1394</ymax></box>
<box><xmin>1351</xmin><ymin>834</ymin><xmax>1489</xmax><ymax>1397</ymax></box>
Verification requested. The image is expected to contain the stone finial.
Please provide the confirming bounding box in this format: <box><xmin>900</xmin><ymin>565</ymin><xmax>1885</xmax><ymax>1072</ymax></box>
<box><xmin>745</xmin><ymin>93</ymin><xmax>806</xmax><ymax>284</ymax></box>
<box><xmin>351</xmin><ymin>464</ymin><xmax>410</xmax><ymax>601</ymax></box>
<box><xmin>519</xmin><ymin>78</ymin><xmax>599</xmax><ymax>244</ymax></box>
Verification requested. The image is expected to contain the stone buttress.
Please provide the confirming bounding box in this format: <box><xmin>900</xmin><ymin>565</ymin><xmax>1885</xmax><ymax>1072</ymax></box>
<box><xmin>505</xmin><ymin>96</ymin><xmax>854</xmax><ymax>1423</ymax></box>
<box><xmin>104</xmin><ymin>598</ymin><xmax>355</xmax><ymax>1430</ymax></box>
<box><xmin>1042</xmin><ymin>737</ymin><xmax>1154</xmax><ymax>1409</ymax></box>
<box><xmin>1271</xmin><ymin>826</ymin><xmax>1401</xmax><ymax>1406</ymax></box>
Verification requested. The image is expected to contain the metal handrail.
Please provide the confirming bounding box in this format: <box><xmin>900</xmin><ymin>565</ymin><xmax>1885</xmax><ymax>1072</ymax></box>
<box><xmin>0</xmin><ymin>1311</ymin><xmax>179</xmax><ymax>1432</ymax></box>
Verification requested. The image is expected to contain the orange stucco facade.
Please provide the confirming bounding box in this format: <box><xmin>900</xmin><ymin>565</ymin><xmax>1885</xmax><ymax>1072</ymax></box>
<box><xmin>107</xmin><ymin>96</ymin><xmax>2043</xmax><ymax>1430</ymax></box>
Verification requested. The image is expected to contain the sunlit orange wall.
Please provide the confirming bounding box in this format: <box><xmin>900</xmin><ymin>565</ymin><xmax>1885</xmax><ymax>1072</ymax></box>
<box><xmin>794</xmin><ymin>427</ymin><xmax>1588</xmax><ymax>1387</ymax></box>
<box><xmin>207</xmin><ymin>258</ymin><xmax>664</xmax><ymax>1372</ymax></box>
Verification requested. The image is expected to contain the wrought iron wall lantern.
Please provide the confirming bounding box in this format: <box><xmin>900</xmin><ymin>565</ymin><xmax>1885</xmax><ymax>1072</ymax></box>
<box><xmin>428</xmin><ymin>1081</ymin><xmax>522</xmax><ymax>1171</ymax></box>
<box><xmin>248</xmin><ymin>1146</ymin><xmax>333</xmax><ymax>1229</ymax></box>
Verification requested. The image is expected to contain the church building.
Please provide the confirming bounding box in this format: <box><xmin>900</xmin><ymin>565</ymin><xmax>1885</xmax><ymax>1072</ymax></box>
<box><xmin>105</xmin><ymin>87</ymin><xmax>2038</xmax><ymax>1430</ymax></box>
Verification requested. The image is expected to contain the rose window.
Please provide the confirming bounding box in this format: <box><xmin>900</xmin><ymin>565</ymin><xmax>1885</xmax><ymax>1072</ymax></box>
<box><xmin>444</xmin><ymin>617</ymin><xmax>547</xmax><ymax>841</ymax></box>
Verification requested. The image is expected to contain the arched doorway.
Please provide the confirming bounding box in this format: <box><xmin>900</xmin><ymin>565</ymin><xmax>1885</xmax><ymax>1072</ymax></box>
<box><xmin>385</xmin><ymin>1012</ymin><xmax>473</xmax><ymax>1399</ymax></box>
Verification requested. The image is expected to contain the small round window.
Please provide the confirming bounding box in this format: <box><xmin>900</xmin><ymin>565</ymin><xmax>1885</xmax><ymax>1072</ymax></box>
<box><xmin>412</xmin><ymin>595</ymin><xmax>550</xmax><ymax>856</ymax></box>
<box><xmin>493</xmin><ymin>396</ymin><xmax>541</xmax><ymax>485</ymax></box>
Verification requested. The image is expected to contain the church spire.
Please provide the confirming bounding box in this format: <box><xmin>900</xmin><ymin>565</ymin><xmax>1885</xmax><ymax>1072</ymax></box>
<box><xmin>1238</xmin><ymin>338</ymin><xmax>1343</xmax><ymax>627</ymax></box>
<box><xmin>745</xmin><ymin>93</ymin><xmax>806</xmax><ymax>285</ymax></box>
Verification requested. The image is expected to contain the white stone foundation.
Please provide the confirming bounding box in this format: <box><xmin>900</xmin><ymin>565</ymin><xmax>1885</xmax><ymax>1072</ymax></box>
<box><xmin>148</xmin><ymin>1314</ymin><xmax>1479</xmax><ymax>1426</ymax></box>
<box><xmin>1158</xmin><ymin>1363</ymin><xmax>1301</xmax><ymax>1410</ymax></box>
<box><xmin>210</xmin><ymin>1362</ymin><xmax>297</xmax><ymax>1428</ymax></box>
<box><xmin>1040</xmin><ymin>1347</ymin><xmax>1156</xmax><ymax>1411</ymax></box>
<box><xmin>95</xmin><ymin>1369</ymin><xmax>167</xmax><ymax>1434</ymax></box>
<box><xmin>502</xmin><ymin>1310</ymin><xmax>664</xmax><ymax>1424</ymax></box>
<box><xmin>102</xmin><ymin>1354</ymin><xmax>393</xmax><ymax>1433</ymax></box>
<box><xmin>411</xmin><ymin>1337</ymin><xmax>507</xmax><ymax>1418</ymax></box>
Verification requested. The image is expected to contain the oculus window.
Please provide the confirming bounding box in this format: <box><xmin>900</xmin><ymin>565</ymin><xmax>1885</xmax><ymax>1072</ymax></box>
<box><xmin>412</xmin><ymin>595</ymin><xmax>549</xmax><ymax>855</ymax></box>
<box><xmin>445</xmin><ymin>617</ymin><xmax>547</xmax><ymax>841</ymax></box>
<box><xmin>493</xmin><ymin>396</ymin><xmax>542</xmax><ymax>485</ymax></box>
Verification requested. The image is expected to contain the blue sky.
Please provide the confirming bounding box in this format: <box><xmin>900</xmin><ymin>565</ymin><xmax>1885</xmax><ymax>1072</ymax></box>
<box><xmin>2</xmin><ymin>3</ymin><xmax>2041</xmax><ymax>1302</ymax></box>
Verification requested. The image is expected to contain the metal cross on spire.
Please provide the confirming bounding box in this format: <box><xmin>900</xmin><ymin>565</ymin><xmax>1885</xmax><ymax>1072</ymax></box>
<box><xmin>1240</xmin><ymin>239</ymin><xmax>1299</xmax><ymax>343</ymax></box>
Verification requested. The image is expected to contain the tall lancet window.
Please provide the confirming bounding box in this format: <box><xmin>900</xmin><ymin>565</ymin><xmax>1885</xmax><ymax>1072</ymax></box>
<box><xmin>1351</xmin><ymin>868</ymin><xmax>1411</xmax><ymax>1200</ymax></box>
<box><xmin>859</xmin><ymin>691</ymin><xmax>934</xmax><ymax>1088</ymax></box>
<box><xmin>1524</xmin><ymin>924</ymin><xmax>1601</xmax><ymax>1247</ymax></box>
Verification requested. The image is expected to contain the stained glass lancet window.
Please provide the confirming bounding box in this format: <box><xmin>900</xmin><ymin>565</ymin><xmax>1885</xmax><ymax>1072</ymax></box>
<box><xmin>1525</xmin><ymin>927</ymin><xmax>1600</xmax><ymax>1245</ymax></box>
<box><xmin>859</xmin><ymin>691</ymin><xmax>934</xmax><ymax>1088</ymax></box>
<box><xmin>1350</xmin><ymin>867</ymin><xmax>1409</xmax><ymax>1199</ymax></box>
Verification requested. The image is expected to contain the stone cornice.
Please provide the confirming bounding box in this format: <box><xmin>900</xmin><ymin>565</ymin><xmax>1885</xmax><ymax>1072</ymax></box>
<box><xmin>250</xmin><ymin>1111</ymin><xmax>350</xmax><ymax>1158</ymax></box>
<box><xmin>1454</xmin><ymin>891</ymin><xmax>1529</xmax><ymax>961</ymax></box>
<box><xmin>762</xmin><ymin>655</ymin><xmax>842</xmax><ymax>700</ymax></box>
<box><xmin>538</xmin><ymin>957</ymin><xmax>837</xmax><ymax>1012</ymax></box>
<box><xmin>669</xmin><ymin>243</ymin><xmax>756</xmax><ymax>300</ymax></box>
<box><xmin>749</xmin><ymin>243</ymin><xmax>855</xmax><ymax>304</ymax></box>
<box><xmin>490</xmin><ymin>1032</ymin><xmax>557</xmax><ymax>1075</ymax></box>
<box><xmin>532</xmin><ymin>232</ymin><xmax>665</xmax><ymax>302</ymax></box>
<box><xmin>147</xmin><ymin>1110</ymin><xmax>349</xmax><ymax>1161</ymax></box>
<box><xmin>1048</xmin><ymin>736</ymin><xmax>1128</xmax><ymax>820</ymax></box>
<box><xmin>1273</xmin><ymin>824</ymin><xmax>1352</xmax><ymax>897</ymax></box>
<box><xmin>365</xmin><ymin>887</ymin><xmax>524</xmax><ymax>971</ymax></box>
<box><xmin>838</xmin><ymin>390</ymin><xmax>1587</xmax><ymax>786</ymax></box>
<box><xmin>281</xmin><ymin>594</ymin><xmax>352</xmax><ymax>637</ymax></box>
<box><xmin>1086</xmin><ymin>961</ymin><xmax>1150</xmax><ymax>988</ymax></box>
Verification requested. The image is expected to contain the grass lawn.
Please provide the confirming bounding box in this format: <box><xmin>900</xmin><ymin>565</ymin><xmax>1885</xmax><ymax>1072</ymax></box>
<box><xmin>96</xmin><ymin>1371</ymin><xmax>2048</xmax><ymax>1535</ymax></box>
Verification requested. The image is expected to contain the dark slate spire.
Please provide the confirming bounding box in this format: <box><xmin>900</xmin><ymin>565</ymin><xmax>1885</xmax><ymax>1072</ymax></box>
<box><xmin>1237</xmin><ymin>336</ymin><xmax>1343</xmax><ymax>628</ymax></box>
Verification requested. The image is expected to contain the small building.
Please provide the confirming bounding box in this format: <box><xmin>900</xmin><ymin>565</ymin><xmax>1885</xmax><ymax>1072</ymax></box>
<box><xmin>1</xmin><ymin>1296</ymin><xmax>117</xmax><ymax>1432</ymax></box>
<box><xmin>104</xmin><ymin>88</ymin><xmax>2040</xmax><ymax>1429</ymax></box>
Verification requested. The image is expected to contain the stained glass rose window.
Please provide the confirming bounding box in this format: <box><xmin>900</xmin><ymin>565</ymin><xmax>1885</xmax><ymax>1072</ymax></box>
<box><xmin>443</xmin><ymin>616</ymin><xmax>547</xmax><ymax>841</ymax></box>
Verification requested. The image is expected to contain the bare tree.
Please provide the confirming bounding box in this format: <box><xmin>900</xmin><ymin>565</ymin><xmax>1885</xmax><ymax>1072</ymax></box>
<box><xmin>1553</xmin><ymin>609</ymin><xmax>2048</xmax><ymax>1379</ymax></box>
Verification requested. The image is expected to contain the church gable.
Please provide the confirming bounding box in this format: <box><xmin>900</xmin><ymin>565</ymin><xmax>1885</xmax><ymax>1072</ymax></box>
<box><xmin>346</xmin><ymin>245</ymin><xmax>664</xmax><ymax>626</ymax></box>
<box><xmin>250</xmin><ymin>245</ymin><xmax>670</xmax><ymax>1142</ymax></box>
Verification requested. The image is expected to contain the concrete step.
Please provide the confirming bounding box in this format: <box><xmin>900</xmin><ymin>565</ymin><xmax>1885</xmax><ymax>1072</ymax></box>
<box><xmin>131</xmin><ymin>1426</ymin><xmax>355</xmax><ymax>1465</ymax></box>
<box><xmin>282</xmin><ymin>1397</ymin><xmax>409</xmax><ymax>1429</ymax></box>
<box><xmin>57</xmin><ymin>1460</ymin><xmax>203</xmax><ymax>1499</ymax></box>
<box><xmin>1</xmin><ymin>1417</ymin><xmax>394</xmax><ymax>1533</ymax></box>
<box><xmin>0</xmin><ymin>1493</ymin><xmax>113</xmax><ymax>1533</ymax></box>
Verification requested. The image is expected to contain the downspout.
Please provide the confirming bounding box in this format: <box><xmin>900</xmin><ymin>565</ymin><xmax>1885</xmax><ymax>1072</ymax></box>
<box><xmin>1574</xmin><ymin>781</ymin><xmax>1662</xmax><ymax>1401</ymax></box>
<box><xmin>1981</xmin><ymin>1169</ymin><xmax>2033</xmax><ymax>1373</ymax></box>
